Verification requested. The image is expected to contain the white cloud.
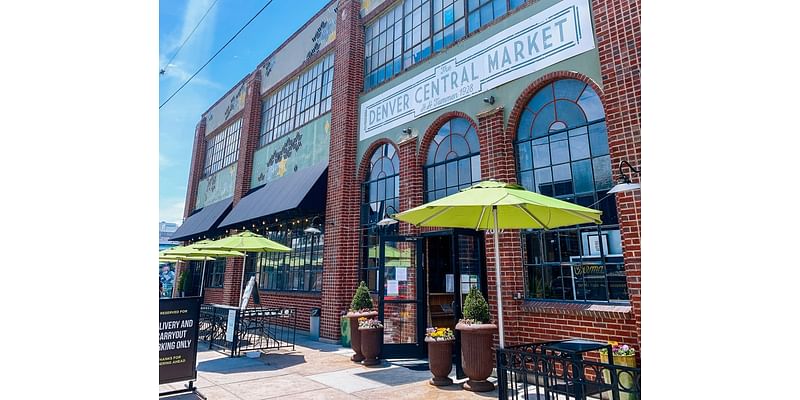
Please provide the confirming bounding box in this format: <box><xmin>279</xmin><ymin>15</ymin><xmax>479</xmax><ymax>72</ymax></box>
<box><xmin>160</xmin><ymin>198</ymin><xmax>186</xmax><ymax>226</ymax></box>
<box><xmin>159</xmin><ymin>152</ymin><xmax>174</xmax><ymax>169</ymax></box>
<box><xmin>159</xmin><ymin>0</ymin><xmax>220</xmax><ymax>88</ymax></box>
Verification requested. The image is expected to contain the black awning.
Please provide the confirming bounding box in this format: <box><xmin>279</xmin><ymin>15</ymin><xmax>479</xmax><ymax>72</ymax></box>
<box><xmin>219</xmin><ymin>161</ymin><xmax>328</xmax><ymax>229</ymax></box>
<box><xmin>170</xmin><ymin>198</ymin><xmax>233</xmax><ymax>241</ymax></box>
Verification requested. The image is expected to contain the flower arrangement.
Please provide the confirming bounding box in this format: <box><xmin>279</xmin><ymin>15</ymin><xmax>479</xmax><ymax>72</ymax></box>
<box><xmin>599</xmin><ymin>341</ymin><xmax>636</xmax><ymax>357</ymax></box>
<box><xmin>425</xmin><ymin>327</ymin><xmax>455</xmax><ymax>341</ymax></box>
<box><xmin>358</xmin><ymin>317</ymin><xmax>383</xmax><ymax>329</ymax></box>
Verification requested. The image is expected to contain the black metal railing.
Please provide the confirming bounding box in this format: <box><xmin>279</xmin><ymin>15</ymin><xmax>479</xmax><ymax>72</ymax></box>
<box><xmin>199</xmin><ymin>304</ymin><xmax>297</xmax><ymax>357</ymax></box>
<box><xmin>497</xmin><ymin>342</ymin><xmax>641</xmax><ymax>400</ymax></box>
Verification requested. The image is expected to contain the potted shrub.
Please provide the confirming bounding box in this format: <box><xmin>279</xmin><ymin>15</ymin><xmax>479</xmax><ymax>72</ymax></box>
<box><xmin>358</xmin><ymin>317</ymin><xmax>384</xmax><ymax>366</ymax></box>
<box><xmin>454</xmin><ymin>287</ymin><xmax>497</xmax><ymax>392</ymax></box>
<box><xmin>600</xmin><ymin>342</ymin><xmax>638</xmax><ymax>400</ymax></box>
<box><xmin>425</xmin><ymin>327</ymin><xmax>455</xmax><ymax>386</ymax></box>
<box><xmin>345</xmin><ymin>281</ymin><xmax>378</xmax><ymax>362</ymax></box>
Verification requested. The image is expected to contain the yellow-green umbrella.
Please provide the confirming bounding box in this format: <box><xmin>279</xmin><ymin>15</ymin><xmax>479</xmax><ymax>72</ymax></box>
<box><xmin>161</xmin><ymin>241</ymin><xmax>246</xmax><ymax>297</ymax></box>
<box><xmin>194</xmin><ymin>231</ymin><xmax>291</xmax><ymax>306</ymax></box>
<box><xmin>393</xmin><ymin>180</ymin><xmax>602</xmax><ymax>348</ymax></box>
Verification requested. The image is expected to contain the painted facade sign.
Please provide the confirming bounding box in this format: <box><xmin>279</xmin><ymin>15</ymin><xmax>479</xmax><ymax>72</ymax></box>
<box><xmin>195</xmin><ymin>163</ymin><xmax>236</xmax><ymax>210</ymax></box>
<box><xmin>359</xmin><ymin>0</ymin><xmax>595</xmax><ymax>140</ymax></box>
<box><xmin>259</xmin><ymin>2</ymin><xmax>337</xmax><ymax>96</ymax></box>
<box><xmin>204</xmin><ymin>83</ymin><xmax>247</xmax><ymax>134</ymax></box>
<box><xmin>251</xmin><ymin>113</ymin><xmax>331</xmax><ymax>188</ymax></box>
<box><xmin>359</xmin><ymin>0</ymin><xmax>389</xmax><ymax>17</ymax></box>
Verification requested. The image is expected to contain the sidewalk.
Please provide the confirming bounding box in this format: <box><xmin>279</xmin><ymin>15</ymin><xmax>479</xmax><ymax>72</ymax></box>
<box><xmin>159</xmin><ymin>334</ymin><xmax>498</xmax><ymax>399</ymax></box>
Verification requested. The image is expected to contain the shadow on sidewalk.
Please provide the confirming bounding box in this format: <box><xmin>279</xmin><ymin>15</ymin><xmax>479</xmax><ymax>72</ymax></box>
<box><xmin>197</xmin><ymin>352</ymin><xmax>306</xmax><ymax>374</ymax></box>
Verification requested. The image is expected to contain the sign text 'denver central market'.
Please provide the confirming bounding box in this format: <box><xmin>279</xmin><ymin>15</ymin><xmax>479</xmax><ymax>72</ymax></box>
<box><xmin>359</xmin><ymin>0</ymin><xmax>595</xmax><ymax>140</ymax></box>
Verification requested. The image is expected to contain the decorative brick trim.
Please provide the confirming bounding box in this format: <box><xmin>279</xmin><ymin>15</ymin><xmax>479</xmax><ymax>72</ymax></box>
<box><xmin>357</xmin><ymin>138</ymin><xmax>397</xmax><ymax>184</ymax></box>
<box><xmin>417</xmin><ymin>111</ymin><xmax>478</xmax><ymax>169</ymax></box>
<box><xmin>521</xmin><ymin>300</ymin><xmax>633</xmax><ymax>319</ymax></box>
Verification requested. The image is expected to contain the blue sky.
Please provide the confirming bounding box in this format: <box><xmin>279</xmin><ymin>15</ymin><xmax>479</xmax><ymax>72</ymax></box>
<box><xmin>159</xmin><ymin>0</ymin><xmax>331</xmax><ymax>225</ymax></box>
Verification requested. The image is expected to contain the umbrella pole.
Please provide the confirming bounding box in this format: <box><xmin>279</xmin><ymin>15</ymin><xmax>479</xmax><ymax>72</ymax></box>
<box><xmin>239</xmin><ymin>253</ymin><xmax>247</xmax><ymax>308</ymax></box>
<box><xmin>200</xmin><ymin>259</ymin><xmax>207</xmax><ymax>298</ymax></box>
<box><xmin>493</xmin><ymin>206</ymin><xmax>505</xmax><ymax>349</ymax></box>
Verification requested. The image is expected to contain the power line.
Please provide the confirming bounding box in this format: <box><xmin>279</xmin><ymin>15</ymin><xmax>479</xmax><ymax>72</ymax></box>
<box><xmin>160</xmin><ymin>0</ymin><xmax>220</xmax><ymax>75</ymax></box>
<box><xmin>159</xmin><ymin>0</ymin><xmax>276</xmax><ymax>110</ymax></box>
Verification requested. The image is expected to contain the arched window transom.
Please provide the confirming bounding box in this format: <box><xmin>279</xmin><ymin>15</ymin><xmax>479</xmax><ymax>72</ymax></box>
<box><xmin>424</xmin><ymin>117</ymin><xmax>481</xmax><ymax>201</ymax></box>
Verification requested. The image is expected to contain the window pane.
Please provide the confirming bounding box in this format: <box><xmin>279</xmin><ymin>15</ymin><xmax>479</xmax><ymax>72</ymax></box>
<box><xmin>550</xmin><ymin>139</ymin><xmax>569</xmax><ymax>164</ymax></box>
<box><xmin>588</xmin><ymin>122</ymin><xmax>609</xmax><ymax>156</ymax></box>
<box><xmin>458</xmin><ymin>158</ymin><xmax>472</xmax><ymax>185</ymax></box>
<box><xmin>532</xmin><ymin>144</ymin><xmax>550</xmax><ymax>168</ymax></box>
<box><xmin>572</xmin><ymin>159</ymin><xmax>594</xmax><ymax>194</ymax></box>
<box><xmin>517</xmin><ymin>141</ymin><xmax>532</xmax><ymax>170</ymax></box>
<box><xmin>569</xmin><ymin>134</ymin><xmax>590</xmax><ymax>160</ymax></box>
<box><xmin>446</xmin><ymin>160</ymin><xmax>458</xmax><ymax>188</ymax></box>
<box><xmin>470</xmin><ymin>155</ymin><xmax>481</xmax><ymax>181</ymax></box>
<box><xmin>592</xmin><ymin>155</ymin><xmax>612</xmax><ymax>190</ymax></box>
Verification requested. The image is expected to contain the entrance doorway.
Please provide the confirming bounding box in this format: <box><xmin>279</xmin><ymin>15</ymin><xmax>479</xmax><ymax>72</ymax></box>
<box><xmin>377</xmin><ymin>230</ymin><xmax>487</xmax><ymax>365</ymax></box>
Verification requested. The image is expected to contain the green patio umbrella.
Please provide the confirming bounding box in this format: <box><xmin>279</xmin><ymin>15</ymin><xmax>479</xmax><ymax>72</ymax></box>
<box><xmin>392</xmin><ymin>180</ymin><xmax>602</xmax><ymax>348</ymax></box>
<box><xmin>194</xmin><ymin>230</ymin><xmax>291</xmax><ymax>307</ymax></box>
<box><xmin>161</xmin><ymin>241</ymin><xmax>245</xmax><ymax>296</ymax></box>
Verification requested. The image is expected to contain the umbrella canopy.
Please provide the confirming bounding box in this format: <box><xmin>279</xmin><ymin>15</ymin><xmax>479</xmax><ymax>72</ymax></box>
<box><xmin>193</xmin><ymin>230</ymin><xmax>292</xmax><ymax>253</ymax></box>
<box><xmin>393</xmin><ymin>180</ymin><xmax>601</xmax><ymax>229</ymax></box>
<box><xmin>161</xmin><ymin>241</ymin><xmax>245</xmax><ymax>258</ymax></box>
<box><xmin>393</xmin><ymin>180</ymin><xmax>602</xmax><ymax>348</ymax></box>
<box><xmin>159</xmin><ymin>255</ymin><xmax>216</xmax><ymax>262</ymax></box>
<box><xmin>194</xmin><ymin>230</ymin><xmax>291</xmax><ymax>308</ymax></box>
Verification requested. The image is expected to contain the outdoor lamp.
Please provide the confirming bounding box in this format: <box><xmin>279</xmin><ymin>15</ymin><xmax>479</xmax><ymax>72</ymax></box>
<box><xmin>483</xmin><ymin>95</ymin><xmax>495</xmax><ymax>105</ymax></box>
<box><xmin>304</xmin><ymin>216</ymin><xmax>323</xmax><ymax>235</ymax></box>
<box><xmin>377</xmin><ymin>205</ymin><xmax>399</xmax><ymax>227</ymax></box>
<box><xmin>607</xmin><ymin>160</ymin><xmax>641</xmax><ymax>194</ymax></box>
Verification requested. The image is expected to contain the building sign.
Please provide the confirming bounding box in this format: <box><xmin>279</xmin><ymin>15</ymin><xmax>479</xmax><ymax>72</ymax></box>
<box><xmin>359</xmin><ymin>0</ymin><xmax>595</xmax><ymax>140</ymax></box>
<box><xmin>159</xmin><ymin>297</ymin><xmax>202</xmax><ymax>385</ymax></box>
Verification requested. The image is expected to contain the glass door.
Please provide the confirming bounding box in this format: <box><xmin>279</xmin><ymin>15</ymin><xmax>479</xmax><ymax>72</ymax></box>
<box><xmin>452</xmin><ymin>229</ymin><xmax>486</xmax><ymax>378</ymax></box>
<box><xmin>379</xmin><ymin>235</ymin><xmax>425</xmax><ymax>358</ymax></box>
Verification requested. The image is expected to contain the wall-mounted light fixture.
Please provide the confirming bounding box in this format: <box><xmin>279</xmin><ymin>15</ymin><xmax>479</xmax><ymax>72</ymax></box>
<box><xmin>483</xmin><ymin>95</ymin><xmax>495</xmax><ymax>105</ymax></box>
<box><xmin>377</xmin><ymin>205</ymin><xmax>400</xmax><ymax>227</ymax></box>
<box><xmin>607</xmin><ymin>160</ymin><xmax>641</xmax><ymax>194</ymax></box>
<box><xmin>304</xmin><ymin>216</ymin><xmax>323</xmax><ymax>235</ymax></box>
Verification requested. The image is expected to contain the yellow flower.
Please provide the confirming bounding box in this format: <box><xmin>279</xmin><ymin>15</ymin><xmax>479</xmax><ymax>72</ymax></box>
<box><xmin>608</xmin><ymin>340</ymin><xmax>619</xmax><ymax>346</ymax></box>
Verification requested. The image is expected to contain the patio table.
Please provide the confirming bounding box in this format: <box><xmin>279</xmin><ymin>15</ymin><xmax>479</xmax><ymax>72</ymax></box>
<box><xmin>541</xmin><ymin>339</ymin><xmax>613</xmax><ymax>400</ymax></box>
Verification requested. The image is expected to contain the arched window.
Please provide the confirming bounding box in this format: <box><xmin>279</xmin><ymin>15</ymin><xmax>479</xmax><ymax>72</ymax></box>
<box><xmin>424</xmin><ymin>117</ymin><xmax>481</xmax><ymax>201</ymax></box>
<box><xmin>360</xmin><ymin>143</ymin><xmax>400</xmax><ymax>291</ymax></box>
<box><xmin>515</xmin><ymin>79</ymin><xmax>627</xmax><ymax>303</ymax></box>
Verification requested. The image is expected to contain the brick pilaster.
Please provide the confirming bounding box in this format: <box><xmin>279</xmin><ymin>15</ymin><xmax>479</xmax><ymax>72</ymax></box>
<box><xmin>184</xmin><ymin>118</ymin><xmax>207</xmax><ymax>218</ymax></box>
<box><xmin>320</xmin><ymin>0</ymin><xmax>364</xmax><ymax>340</ymax></box>
<box><xmin>233</xmin><ymin>72</ymin><xmax>263</xmax><ymax>204</ymax></box>
<box><xmin>397</xmin><ymin>136</ymin><xmax>421</xmax><ymax>236</ymax></box>
<box><xmin>476</xmin><ymin>106</ymin><xmax>524</xmax><ymax>346</ymax></box>
<box><xmin>592</xmin><ymin>0</ymin><xmax>642</xmax><ymax>347</ymax></box>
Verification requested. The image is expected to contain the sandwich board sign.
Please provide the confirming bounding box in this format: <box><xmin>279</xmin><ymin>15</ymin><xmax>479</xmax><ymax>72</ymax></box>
<box><xmin>159</xmin><ymin>296</ymin><xmax>204</xmax><ymax>398</ymax></box>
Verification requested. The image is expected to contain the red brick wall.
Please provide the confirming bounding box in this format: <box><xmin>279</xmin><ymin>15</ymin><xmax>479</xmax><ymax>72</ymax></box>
<box><xmin>397</xmin><ymin>137</ymin><xmax>421</xmax><ymax>236</ymax></box>
<box><xmin>592</xmin><ymin>0</ymin><xmax>642</xmax><ymax>345</ymax></box>
<box><xmin>184</xmin><ymin>119</ymin><xmax>207</xmax><ymax>218</ymax></box>
<box><xmin>233</xmin><ymin>71</ymin><xmax>263</xmax><ymax>202</ymax></box>
<box><xmin>255</xmin><ymin>291</ymin><xmax>322</xmax><ymax>332</ymax></box>
<box><xmin>320</xmin><ymin>0</ymin><xmax>364</xmax><ymax>340</ymax></box>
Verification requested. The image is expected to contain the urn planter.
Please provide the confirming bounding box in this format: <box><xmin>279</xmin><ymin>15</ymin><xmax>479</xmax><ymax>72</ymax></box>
<box><xmin>425</xmin><ymin>337</ymin><xmax>454</xmax><ymax>386</ymax></box>
<box><xmin>455</xmin><ymin>321</ymin><xmax>498</xmax><ymax>392</ymax></box>
<box><xmin>358</xmin><ymin>326</ymin><xmax>384</xmax><ymax>366</ymax></box>
<box><xmin>346</xmin><ymin>311</ymin><xmax>377</xmax><ymax>362</ymax></box>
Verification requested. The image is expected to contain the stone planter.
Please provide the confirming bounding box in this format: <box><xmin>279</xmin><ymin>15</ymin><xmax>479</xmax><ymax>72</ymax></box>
<box><xmin>358</xmin><ymin>327</ymin><xmax>383</xmax><ymax>366</ymax></box>
<box><xmin>455</xmin><ymin>321</ymin><xmax>498</xmax><ymax>392</ymax></box>
<box><xmin>425</xmin><ymin>337</ymin><xmax>454</xmax><ymax>386</ymax></box>
<box><xmin>346</xmin><ymin>311</ymin><xmax>377</xmax><ymax>362</ymax></box>
<box><xmin>600</xmin><ymin>353</ymin><xmax>638</xmax><ymax>400</ymax></box>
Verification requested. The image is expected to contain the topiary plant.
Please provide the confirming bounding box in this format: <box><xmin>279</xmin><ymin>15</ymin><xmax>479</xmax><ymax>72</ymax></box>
<box><xmin>350</xmin><ymin>281</ymin><xmax>374</xmax><ymax>312</ymax></box>
<box><xmin>462</xmin><ymin>287</ymin><xmax>490</xmax><ymax>324</ymax></box>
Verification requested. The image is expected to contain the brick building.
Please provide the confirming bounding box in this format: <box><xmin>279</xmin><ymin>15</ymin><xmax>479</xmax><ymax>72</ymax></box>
<box><xmin>170</xmin><ymin>0</ymin><xmax>641</xmax><ymax>360</ymax></box>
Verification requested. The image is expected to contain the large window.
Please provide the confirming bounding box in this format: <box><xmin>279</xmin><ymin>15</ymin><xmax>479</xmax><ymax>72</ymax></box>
<box><xmin>245</xmin><ymin>224</ymin><xmax>325</xmax><ymax>292</ymax></box>
<box><xmin>259</xmin><ymin>53</ymin><xmax>334</xmax><ymax>147</ymax></box>
<box><xmin>360</xmin><ymin>143</ymin><xmax>400</xmax><ymax>292</ymax></box>
<box><xmin>205</xmin><ymin>259</ymin><xmax>226</xmax><ymax>288</ymax></box>
<box><xmin>364</xmin><ymin>0</ymin><xmax>526</xmax><ymax>90</ymax></box>
<box><xmin>424</xmin><ymin>117</ymin><xmax>481</xmax><ymax>202</ymax></box>
<box><xmin>203</xmin><ymin>118</ymin><xmax>242</xmax><ymax>178</ymax></box>
<box><xmin>515</xmin><ymin>78</ymin><xmax>627</xmax><ymax>302</ymax></box>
